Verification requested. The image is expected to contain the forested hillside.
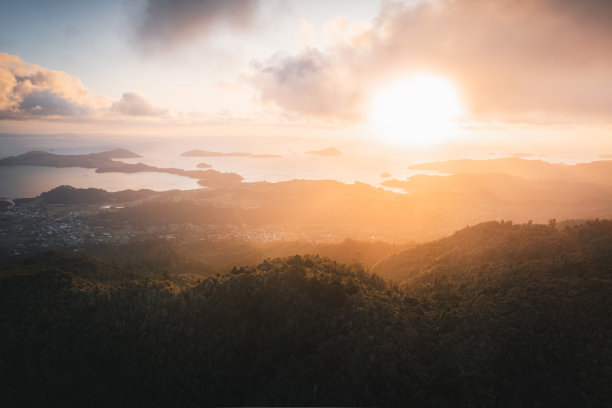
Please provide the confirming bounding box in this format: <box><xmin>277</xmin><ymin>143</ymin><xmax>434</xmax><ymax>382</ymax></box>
<box><xmin>1</xmin><ymin>220</ymin><xmax>611</xmax><ymax>406</ymax></box>
<box><xmin>80</xmin><ymin>238</ymin><xmax>411</xmax><ymax>277</ymax></box>
<box><xmin>373</xmin><ymin>219</ymin><xmax>612</xmax><ymax>283</ymax></box>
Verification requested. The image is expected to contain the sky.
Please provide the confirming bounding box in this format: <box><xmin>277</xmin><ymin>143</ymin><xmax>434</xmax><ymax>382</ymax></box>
<box><xmin>1</xmin><ymin>0</ymin><xmax>611</xmax><ymax>156</ymax></box>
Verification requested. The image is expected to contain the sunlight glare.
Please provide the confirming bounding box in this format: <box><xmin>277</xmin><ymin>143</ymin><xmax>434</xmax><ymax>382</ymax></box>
<box><xmin>369</xmin><ymin>74</ymin><xmax>464</xmax><ymax>145</ymax></box>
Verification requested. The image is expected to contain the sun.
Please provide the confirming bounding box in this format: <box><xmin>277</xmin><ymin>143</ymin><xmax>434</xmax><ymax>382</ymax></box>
<box><xmin>368</xmin><ymin>73</ymin><xmax>464</xmax><ymax>145</ymax></box>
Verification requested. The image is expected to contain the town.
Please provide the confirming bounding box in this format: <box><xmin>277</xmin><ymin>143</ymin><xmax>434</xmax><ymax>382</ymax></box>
<box><xmin>0</xmin><ymin>199</ymin><xmax>376</xmax><ymax>260</ymax></box>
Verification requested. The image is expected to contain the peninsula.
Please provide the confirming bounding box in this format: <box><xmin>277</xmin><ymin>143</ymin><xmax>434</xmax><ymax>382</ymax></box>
<box><xmin>0</xmin><ymin>149</ymin><xmax>243</xmax><ymax>187</ymax></box>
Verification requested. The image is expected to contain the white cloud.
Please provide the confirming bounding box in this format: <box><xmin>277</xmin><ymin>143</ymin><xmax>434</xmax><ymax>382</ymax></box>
<box><xmin>247</xmin><ymin>0</ymin><xmax>612</xmax><ymax>123</ymax></box>
<box><xmin>0</xmin><ymin>53</ymin><xmax>167</xmax><ymax>121</ymax></box>
<box><xmin>0</xmin><ymin>53</ymin><xmax>106</xmax><ymax>120</ymax></box>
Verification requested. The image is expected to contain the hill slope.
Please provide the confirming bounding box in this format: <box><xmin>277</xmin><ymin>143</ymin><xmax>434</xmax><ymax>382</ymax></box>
<box><xmin>1</xmin><ymin>221</ymin><xmax>611</xmax><ymax>406</ymax></box>
<box><xmin>408</xmin><ymin>158</ymin><xmax>612</xmax><ymax>186</ymax></box>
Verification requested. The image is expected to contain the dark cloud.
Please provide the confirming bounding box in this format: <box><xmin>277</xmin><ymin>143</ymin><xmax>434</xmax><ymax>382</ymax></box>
<box><xmin>249</xmin><ymin>0</ymin><xmax>612</xmax><ymax>123</ymax></box>
<box><xmin>129</xmin><ymin>0</ymin><xmax>261</xmax><ymax>52</ymax></box>
<box><xmin>110</xmin><ymin>92</ymin><xmax>166</xmax><ymax>117</ymax></box>
<box><xmin>19</xmin><ymin>90</ymin><xmax>92</xmax><ymax>117</ymax></box>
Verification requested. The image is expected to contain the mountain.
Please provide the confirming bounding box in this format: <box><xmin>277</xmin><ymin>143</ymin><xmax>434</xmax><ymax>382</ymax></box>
<box><xmin>2</xmin><ymin>220</ymin><xmax>611</xmax><ymax>406</ymax></box>
<box><xmin>35</xmin><ymin>174</ymin><xmax>612</xmax><ymax>243</ymax></box>
<box><xmin>0</xmin><ymin>149</ymin><xmax>141</xmax><ymax>168</ymax></box>
<box><xmin>90</xmin><ymin>148</ymin><xmax>142</xmax><ymax>159</ymax></box>
<box><xmin>81</xmin><ymin>237</ymin><xmax>413</xmax><ymax>276</ymax></box>
<box><xmin>0</xmin><ymin>150</ymin><xmax>113</xmax><ymax>168</ymax></box>
<box><xmin>408</xmin><ymin>158</ymin><xmax>612</xmax><ymax>186</ymax></box>
<box><xmin>306</xmin><ymin>147</ymin><xmax>342</xmax><ymax>157</ymax></box>
<box><xmin>373</xmin><ymin>219</ymin><xmax>612</xmax><ymax>283</ymax></box>
<box><xmin>382</xmin><ymin>172</ymin><xmax>612</xmax><ymax>203</ymax></box>
<box><xmin>38</xmin><ymin>185</ymin><xmax>158</xmax><ymax>204</ymax></box>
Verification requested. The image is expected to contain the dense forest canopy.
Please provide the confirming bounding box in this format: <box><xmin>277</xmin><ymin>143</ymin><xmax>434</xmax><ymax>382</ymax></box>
<box><xmin>1</xmin><ymin>220</ymin><xmax>611</xmax><ymax>406</ymax></box>
<box><xmin>4</xmin><ymin>0</ymin><xmax>612</xmax><ymax>404</ymax></box>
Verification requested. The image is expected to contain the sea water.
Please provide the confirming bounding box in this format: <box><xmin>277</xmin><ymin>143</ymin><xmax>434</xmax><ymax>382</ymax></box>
<box><xmin>0</xmin><ymin>133</ymin><xmax>596</xmax><ymax>199</ymax></box>
<box><xmin>0</xmin><ymin>133</ymin><xmax>420</xmax><ymax>198</ymax></box>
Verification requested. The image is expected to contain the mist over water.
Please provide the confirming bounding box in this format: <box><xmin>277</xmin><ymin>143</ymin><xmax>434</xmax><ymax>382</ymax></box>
<box><xmin>0</xmin><ymin>166</ymin><xmax>200</xmax><ymax>199</ymax></box>
<box><xmin>0</xmin><ymin>134</ymin><xmax>412</xmax><ymax>198</ymax></box>
<box><xmin>0</xmin><ymin>133</ymin><xmax>604</xmax><ymax>199</ymax></box>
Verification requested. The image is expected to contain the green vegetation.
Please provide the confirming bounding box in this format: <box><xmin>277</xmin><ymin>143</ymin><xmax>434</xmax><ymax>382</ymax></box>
<box><xmin>81</xmin><ymin>237</ymin><xmax>411</xmax><ymax>277</ymax></box>
<box><xmin>1</xmin><ymin>220</ymin><xmax>611</xmax><ymax>406</ymax></box>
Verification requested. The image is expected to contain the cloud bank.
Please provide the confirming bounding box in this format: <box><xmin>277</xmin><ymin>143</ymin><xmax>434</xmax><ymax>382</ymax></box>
<box><xmin>250</xmin><ymin>48</ymin><xmax>368</xmax><ymax>121</ymax></box>
<box><xmin>0</xmin><ymin>53</ymin><xmax>165</xmax><ymax>121</ymax></box>
<box><xmin>0</xmin><ymin>53</ymin><xmax>103</xmax><ymax>120</ymax></box>
<box><xmin>129</xmin><ymin>0</ymin><xmax>261</xmax><ymax>53</ymax></box>
<box><xmin>249</xmin><ymin>0</ymin><xmax>612</xmax><ymax>123</ymax></box>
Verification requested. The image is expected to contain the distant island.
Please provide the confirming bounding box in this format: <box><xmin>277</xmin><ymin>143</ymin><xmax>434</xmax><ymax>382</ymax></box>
<box><xmin>0</xmin><ymin>148</ymin><xmax>141</xmax><ymax>168</ymax></box>
<box><xmin>380</xmin><ymin>172</ymin><xmax>391</xmax><ymax>178</ymax></box>
<box><xmin>95</xmin><ymin>162</ymin><xmax>243</xmax><ymax>186</ymax></box>
<box><xmin>196</xmin><ymin>162</ymin><xmax>212</xmax><ymax>169</ymax></box>
<box><xmin>382</xmin><ymin>172</ymin><xmax>612</xmax><ymax>205</ymax></box>
<box><xmin>509</xmin><ymin>152</ymin><xmax>547</xmax><ymax>158</ymax></box>
<box><xmin>306</xmin><ymin>147</ymin><xmax>342</xmax><ymax>157</ymax></box>
<box><xmin>181</xmin><ymin>149</ymin><xmax>282</xmax><ymax>158</ymax></box>
<box><xmin>0</xmin><ymin>149</ymin><xmax>243</xmax><ymax>187</ymax></box>
<box><xmin>408</xmin><ymin>157</ymin><xmax>612</xmax><ymax>186</ymax></box>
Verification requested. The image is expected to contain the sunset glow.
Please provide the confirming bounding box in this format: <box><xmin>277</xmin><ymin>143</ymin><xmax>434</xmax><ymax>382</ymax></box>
<box><xmin>2</xmin><ymin>1</ymin><xmax>612</xmax><ymax>406</ymax></box>
<box><xmin>368</xmin><ymin>74</ymin><xmax>463</xmax><ymax>145</ymax></box>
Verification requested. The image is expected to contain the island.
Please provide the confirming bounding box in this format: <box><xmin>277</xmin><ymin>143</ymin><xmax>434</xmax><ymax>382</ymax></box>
<box><xmin>181</xmin><ymin>149</ymin><xmax>282</xmax><ymax>158</ymax></box>
<box><xmin>0</xmin><ymin>149</ymin><xmax>243</xmax><ymax>187</ymax></box>
<box><xmin>196</xmin><ymin>162</ymin><xmax>212</xmax><ymax>169</ymax></box>
<box><xmin>0</xmin><ymin>148</ymin><xmax>141</xmax><ymax>168</ymax></box>
<box><xmin>305</xmin><ymin>147</ymin><xmax>342</xmax><ymax>157</ymax></box>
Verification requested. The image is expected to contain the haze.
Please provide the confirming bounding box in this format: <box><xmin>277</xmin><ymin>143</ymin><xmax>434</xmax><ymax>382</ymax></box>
<box><xmin>2</xmin><ymin>1</ymin><xmax>612</xmax><ymax>407</ymax></box>
<box><xmin>0</xmin><ymin>0</ymin><xmax>611</xmax><ymax>158</ymax></box>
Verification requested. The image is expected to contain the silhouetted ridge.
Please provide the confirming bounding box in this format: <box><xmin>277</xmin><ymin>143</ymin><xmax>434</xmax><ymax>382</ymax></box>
<box><xmin>38</xmin><ymin>185</ymin><xmax>157</xmax><ymax>204</ymax></box>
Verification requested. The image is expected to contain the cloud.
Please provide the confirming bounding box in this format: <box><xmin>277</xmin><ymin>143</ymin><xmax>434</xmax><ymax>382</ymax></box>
<box><xmin>129</xmin><ymin>0</ymin><xmax>261</xmax><ymax>53</ymax></box>
<box><xmin>248</xmin><ymin>0</ymin><xmax>612</xmax><ymax>123</ymax></box>
<box><xmin>0</xmin><ymin>52</ymin><xmax>103</xmax><ymax>120</ymax></box>
<box><xmin>249</xmin><ymin>48</ymin><xmax>370</xmax><ymax>120</ymax></box>
<box><xmin>295</xmin><ymin>20</ymin><xmax>317</xmax><ymax>49</ymax></box>
<box><xmin>0</xmin><ymin>53</ymin><xmax>167</xmax><ymax>121</ymax></box>
<box><xmin>111</xmin><ymin>92</ymin><xmax>166</xmax><ymax>117</ymax></box>
<box><xmin>212</xmin><ymin>80</ymin><xmax>243</xmax><ymax>91</ymax></box>
<box><xmin>19</xmin><ymin>90</ymin><xmax>92</xmax><ymax>117</ymax></box>
<box><xmin>322</xmin><ymin>17</ymin><xmax>370</xmax><ymax>49</ymax></box>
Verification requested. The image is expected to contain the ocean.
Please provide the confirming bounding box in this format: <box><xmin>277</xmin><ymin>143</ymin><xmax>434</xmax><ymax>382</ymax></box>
<box><xmin>0</xmin><ymin>133</ymin><xmax>599</xmax><ymax>199</ymax></box>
